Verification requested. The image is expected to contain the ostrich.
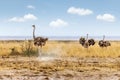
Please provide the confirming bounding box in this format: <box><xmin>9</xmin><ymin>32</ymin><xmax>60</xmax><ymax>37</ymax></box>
<box><xmin>32</xmin><ymin>25</ymin><xmax>48</xmax><ymax>56</ymax></box>
<box><xmin>88</xmin><ymin>39</ymin><xmax>95</xmax><ymax>46</ymax></box>
<box><xmin>79</xmin><ymin>37</ymin><xmax>86</xmax><ymax>46</ymax></box>
<box><xmin>79</xmin><ymin>34</ymin><xmax>95</xmax><ymax>48</ymax></box>
<box><xmin>98</xmin><ymin>35</ymin><xmax>111</xmax><ymax>47</ymax></box>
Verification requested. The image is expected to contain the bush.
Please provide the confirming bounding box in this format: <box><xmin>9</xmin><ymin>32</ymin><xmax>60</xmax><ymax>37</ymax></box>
<box><xmin>21</xmin><ymin>40</ymin><xmax>38</xmax><ymax>57</ymax></box>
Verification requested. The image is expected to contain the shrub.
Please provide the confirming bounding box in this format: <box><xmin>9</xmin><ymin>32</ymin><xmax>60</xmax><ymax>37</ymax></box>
<box><xmin>21</xmin><ymin>40</ymin><xmax>38</xmax><ymax>57</ymax></box>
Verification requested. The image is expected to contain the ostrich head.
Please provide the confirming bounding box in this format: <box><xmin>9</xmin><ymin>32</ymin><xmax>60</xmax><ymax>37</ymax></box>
<box><xmin>32</xmin><ymin>25</ymin><xmax>35</xmax><ymax>28</ymax></box>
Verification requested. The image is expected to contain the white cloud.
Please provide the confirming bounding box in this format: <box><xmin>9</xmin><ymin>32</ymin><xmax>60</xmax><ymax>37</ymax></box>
<box><xmin>67</xmin><ymin>7</ymin><xmax>93</xmax><ymax>16</ymax></box>
<box><xmin>27</xmin><ymin>5</ymin><xmax>35</xmax><ymax>9</ymax></box>
<box><xmin>24</xmin><ymin>14</ymin><xmax>37</xmax><ymax>20</ymax></box>
<box><xmin>96</xmin><ymin>14</ymin><xmax>115</xmax><ymax>22</ymax></box>
<box><xmin>49</xmin><ymin>19</ymin><xmax>68</xmax><ymax>27</ymax></box>
<box><xmin>8</xmin><ymin>14</ymin><xmax>37</xmax><ymax>22</ymax></box>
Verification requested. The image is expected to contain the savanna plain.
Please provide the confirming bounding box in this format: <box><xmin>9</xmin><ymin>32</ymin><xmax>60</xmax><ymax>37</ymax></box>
<box><xmin>0</xmin><ymin>40</ymin><xmax>120</xmax><ymax>80</ymax></box>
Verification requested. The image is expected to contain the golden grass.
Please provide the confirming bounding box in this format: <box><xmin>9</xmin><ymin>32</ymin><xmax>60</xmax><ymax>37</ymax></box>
<box><xmin>43</xmin><ymin>40</ymin><xmax>120</xmax><ymax>58</ymax></box>
<box><xmin>0</xmin><ymin>40</ymin><xmax>120</xmax><ymax>58</ymax></box>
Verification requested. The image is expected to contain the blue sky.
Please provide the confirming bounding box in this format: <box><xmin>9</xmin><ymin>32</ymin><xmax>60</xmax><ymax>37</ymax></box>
<box><xmin>0</xmin><ymin>0</ymin><xmax>120</xmax><ymax>37</ymax></box>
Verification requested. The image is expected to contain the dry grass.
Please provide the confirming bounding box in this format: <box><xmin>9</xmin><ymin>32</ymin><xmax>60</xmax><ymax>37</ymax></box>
<box><xmin>0</xmin><ymin>40</ymin><xmax>120</xmax><ymax>58</ymax></box>
<box><xmin>43</xmin><ymin>40</ymin><xmax>120</xmax><ymax>58</ymax></box>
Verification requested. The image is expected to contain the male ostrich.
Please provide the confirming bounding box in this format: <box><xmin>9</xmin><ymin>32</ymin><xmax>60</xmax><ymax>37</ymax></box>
<box><xmin>79</xmin><ymin>34</ymin><xmax>95</xmax><ymax>48</ymax></box>
<box><xmin>32</xmin><ymin>25</ymin><xmax>48</xmax><ymax>55</ymax></box>
<box><xmin>98</xmin><ymin>35</ymin><xmax>111</xmax><ymax>47</ymax></box>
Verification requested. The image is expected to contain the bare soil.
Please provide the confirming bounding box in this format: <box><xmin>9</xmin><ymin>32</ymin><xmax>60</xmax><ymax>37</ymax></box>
<box><xmin>0</xmin><ymin>56</ymin><xmax>120</xmax><ymax>80</ymax></box>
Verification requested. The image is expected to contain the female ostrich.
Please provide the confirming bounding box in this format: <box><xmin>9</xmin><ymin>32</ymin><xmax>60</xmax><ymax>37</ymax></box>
<box><xmin>32</xmin><ymin>25</ymin><xmax>48</xmax><ymax>55</ymax></box>
<box><xmin>98</xmin><ymin>35</ymin><xmax>111</xmax><ymax>47</ymax></box>
<box><xmin>79</xmin><ymin>37</ymin><xmax>86</xmax><ymax>46</ymax></box>
<box><xmin>79</xmin><ymin>34</ymin><xmax>95</xmax><ymax>48</ymax></box>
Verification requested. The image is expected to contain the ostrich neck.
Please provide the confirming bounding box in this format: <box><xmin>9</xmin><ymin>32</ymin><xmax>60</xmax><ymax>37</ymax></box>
<box><xmin>86</xmin><ymin>34</ymin><xmax>88</xmax><ymax>41</ymax></box>
<box><xmin>103</xmin><ymin>35</ymin><xmax>105</xmax><ymax>41</ymax></box>
<box><xmin>33</xmin><ymin>27</ymin><xmax>36</xmax><ymax>39</ymax></box>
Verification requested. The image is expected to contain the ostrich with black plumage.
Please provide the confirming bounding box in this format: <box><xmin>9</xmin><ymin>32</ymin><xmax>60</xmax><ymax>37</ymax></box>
<box><xmin>79</xmin><ymin>34</ymin><xmax>95</xmax><ymax>48</ymax></box>
<box><xmin>32</xmin><ymin>25</ymin><xmax>48</xmax><ymax>56</ymax></box>
<box><xmin>98</xmin><ymin>35</ymin><xmax>111</xmax><ymax>47</ymax></box>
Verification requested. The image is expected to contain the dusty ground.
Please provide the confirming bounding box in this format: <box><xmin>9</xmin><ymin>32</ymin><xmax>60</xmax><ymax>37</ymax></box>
<box><xmin>0</xmin><ymin>56</ymin><xmax>120</xmax><ymax>80</ymax></box>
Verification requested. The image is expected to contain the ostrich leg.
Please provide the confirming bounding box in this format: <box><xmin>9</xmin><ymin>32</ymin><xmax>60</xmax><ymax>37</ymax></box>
<box><xmin>38</xmin><ymin>46</ymin><xmax>42</xmax><ymax>57</ymax></box>
<box><xmin>38</xmin><ymin>46</ymin><xmax>40</xmax><ymax>57</ymax></box>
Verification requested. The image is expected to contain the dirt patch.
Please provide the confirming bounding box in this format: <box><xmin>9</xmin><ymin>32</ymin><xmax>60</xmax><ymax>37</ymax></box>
<box><xmin>0</xmin><ymin>57</ymin><xmax>120</xmax><ymax>80</ymax></box>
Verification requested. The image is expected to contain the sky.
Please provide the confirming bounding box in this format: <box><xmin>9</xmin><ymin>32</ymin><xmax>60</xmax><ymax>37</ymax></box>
<box><xmin>0</xmin><ymin>0</ymin><xmax>120</xmax><ymax>37</ymax></box>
